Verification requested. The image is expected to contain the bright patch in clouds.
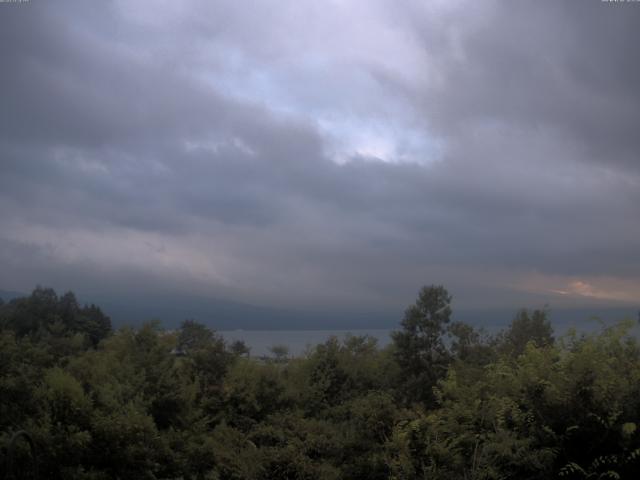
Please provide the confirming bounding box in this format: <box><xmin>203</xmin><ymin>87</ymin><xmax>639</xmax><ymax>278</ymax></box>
<box><xmin>520</xmin><ymin>274</ymin><xmax>640</xmax><ymax>304</ymax></box>
<box><xmin>552</xmin><ymin>280</ymin><xmax>638</xmax><ymax>303</ymax></box>
<box><xmin>317</xmin><ymin>116</ymin><xmax>442</xmax><ymax>165</ymax></box>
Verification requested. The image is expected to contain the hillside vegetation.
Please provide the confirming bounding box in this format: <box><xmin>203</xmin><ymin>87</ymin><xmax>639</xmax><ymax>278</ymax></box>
<box><xmin>1</xmin><ymin>286</ymin><xmax>639</xmax><ymax>479</ymax></box>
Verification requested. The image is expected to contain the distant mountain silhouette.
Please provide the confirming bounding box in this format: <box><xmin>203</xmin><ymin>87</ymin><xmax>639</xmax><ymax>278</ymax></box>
<box><xmin>1</xmin><ymin>287</ymin><xmax>636</xmax><ymax>332</ymax></box>
<box><xmin>88</xmin><ymin>292</ymin><xmax>398</xmax><ymax>330</ymax></box>
<box><xmin>0</xmin><ymin>289</ymin><xmax>25</xmax><ymax>302</ymax></box>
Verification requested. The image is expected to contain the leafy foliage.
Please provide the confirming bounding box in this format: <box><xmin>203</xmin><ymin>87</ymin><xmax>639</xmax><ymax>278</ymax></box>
<box><xmin>1</xmin><ymin>286</ymin><xmax>639</xmax><ymax>479</ymax></box>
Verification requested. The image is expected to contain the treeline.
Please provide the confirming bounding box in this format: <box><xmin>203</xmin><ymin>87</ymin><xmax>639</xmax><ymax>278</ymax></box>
<box><xmin>1</xmin><ymin>286</ymin><xmax>639</xmax><ymax>479</ymax></box>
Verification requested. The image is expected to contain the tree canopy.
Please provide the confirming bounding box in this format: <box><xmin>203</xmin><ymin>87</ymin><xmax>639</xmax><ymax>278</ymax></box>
<box><xmin>1</xmin><ymin>286</ymin><xmax>639</xmax><ymax>479</ymax></box>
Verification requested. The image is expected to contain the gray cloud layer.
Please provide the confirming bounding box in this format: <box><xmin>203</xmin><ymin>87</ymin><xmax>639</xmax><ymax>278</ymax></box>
<box><xmin>1</xmin><ymin>0</ymin><xmax>639</xmax><ymax>322</ymax></box>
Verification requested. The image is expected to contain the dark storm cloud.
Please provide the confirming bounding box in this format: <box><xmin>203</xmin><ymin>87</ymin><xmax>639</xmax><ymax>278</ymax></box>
<box><xmin>412</xmin><ymin>1</ymin><xmax>640</xmax><ymax>170</ymax></box>
<box><xmin>1</xmin><ymin>0</ymin><xmax>639</xmax><ymax>316</ymax></box>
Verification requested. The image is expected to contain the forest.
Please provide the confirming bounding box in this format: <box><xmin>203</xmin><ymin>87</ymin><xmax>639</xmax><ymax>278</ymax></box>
<box><xmin>1</xmin><ymin>286</ymin><xmax>639</xmax><ymax>479</ymax></box>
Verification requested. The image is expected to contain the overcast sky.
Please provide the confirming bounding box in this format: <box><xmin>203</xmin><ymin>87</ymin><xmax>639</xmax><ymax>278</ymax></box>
<box><xmin>1</xmin><ymin>0</ymin><xmax>639</xmax><ymax>323</ymax></box>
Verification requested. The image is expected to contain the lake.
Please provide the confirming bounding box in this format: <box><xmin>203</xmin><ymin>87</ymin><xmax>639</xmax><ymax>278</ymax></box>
<box><xmin>219</xmin><ymin>311</ymin><xmax>636</xmax><ymax>357</ymax></box>
<box><xmin>219</xmin><ymin>329</ymin><xmax>393</xmax><ymax>357</ymax></box>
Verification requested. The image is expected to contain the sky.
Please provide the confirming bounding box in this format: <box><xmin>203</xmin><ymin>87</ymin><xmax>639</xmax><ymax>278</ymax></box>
<box><xmin>1</xmin><ymin>0</ymin><xmax>639</xmax><ymax>327</ymax></box>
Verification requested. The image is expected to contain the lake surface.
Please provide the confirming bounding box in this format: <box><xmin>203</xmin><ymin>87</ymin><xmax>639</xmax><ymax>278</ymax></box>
<box><xmin>219</xmin><ymin>329</ymin><xmax>393</xmax><ymax>357</ymax></box>
<box><xmin>219</xmin><ymin>312</ymin><xmax>637</xmax><ymax>357</ymax></box>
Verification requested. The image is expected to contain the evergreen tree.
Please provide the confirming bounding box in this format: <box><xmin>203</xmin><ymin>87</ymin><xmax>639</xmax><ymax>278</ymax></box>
<box><xmin>392</xmin><ymin>285</ymin><xmax>452</xmax><ymax>405</ymax></box>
